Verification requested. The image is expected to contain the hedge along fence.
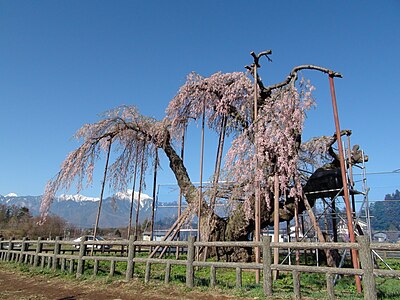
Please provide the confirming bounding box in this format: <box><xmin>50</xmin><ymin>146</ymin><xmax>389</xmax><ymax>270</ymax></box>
<box><xmin>1</xmin><ymin>236</ymin><xmax>400</xmax><ymax>300</ymax></box>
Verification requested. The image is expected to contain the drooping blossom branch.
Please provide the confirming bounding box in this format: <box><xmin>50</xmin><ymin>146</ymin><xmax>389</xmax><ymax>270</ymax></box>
<box><xmin>40</xmin><ymin>103</ymin><xmax>209</xmax><ymax>223</ymax></box>
<box><xmin>223</xmin><ymin>78</ymin><xmax>316</xmax><ymax>218</ymax></box>
<box><xmin>40</xmin><ymin>106</ymin><xmax>161</xmax><ymax>221</ymax></box>
<box><xmin>166</xmin><ymin>71</ymin><xmax>254</xmax><ymax>139</ymax></box>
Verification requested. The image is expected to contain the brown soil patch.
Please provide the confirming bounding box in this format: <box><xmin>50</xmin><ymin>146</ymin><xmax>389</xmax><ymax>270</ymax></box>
<box><xmin>0</xmin><ymin>266</ymin><xmax>246</xmax><ymax>300</ymax></box>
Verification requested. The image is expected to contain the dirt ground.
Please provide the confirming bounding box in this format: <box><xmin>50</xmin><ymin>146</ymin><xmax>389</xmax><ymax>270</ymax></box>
<box><xmin>0</xmin><ymin>267</ymin><xmax>244</xmax><ymax>300</ymax></box>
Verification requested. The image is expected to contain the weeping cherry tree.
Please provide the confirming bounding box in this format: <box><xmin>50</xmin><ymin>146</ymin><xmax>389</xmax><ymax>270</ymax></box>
<box><xmin>40</xmin><ymin>51</ymin><xmax>350</xmax><ymax>261</ymax></box>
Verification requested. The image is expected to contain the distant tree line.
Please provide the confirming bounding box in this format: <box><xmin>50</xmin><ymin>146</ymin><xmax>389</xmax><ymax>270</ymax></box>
<box><xmin>370</xmin><ymin>189</ymin><xmax>400</xmax><ymax>232</ymax></box>
<box><xmin>0</xmin><ymin>204</ymin><xmax>70</xmax><ymax>239</ymax></box>
<box><xmin>0</xmin><ymin>201</ymin><xmax>180</xmax><ymax>240</ymax></box>
<box><xmin>384</xmin><ymin>189</ymin><xmax>400</xmax><ymax>201</ymax></box>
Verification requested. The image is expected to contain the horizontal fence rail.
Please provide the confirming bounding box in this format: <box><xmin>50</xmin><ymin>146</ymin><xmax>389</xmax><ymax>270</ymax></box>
<box><xmin>1</xmin><ymin>236</ymin><xmax>399</xmax><ymax>300</ymax></box>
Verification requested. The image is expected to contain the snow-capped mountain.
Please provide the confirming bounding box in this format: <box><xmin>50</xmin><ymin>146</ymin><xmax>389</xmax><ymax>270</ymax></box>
<box><xmin>5</xmin><ymin>192</ymin><xmax>18</xmax><ymax>197</ymax></box>
<box><xmin>57</xmin><ymin>194</ymin><xmax>100</xmax><ymax>202</ymax></box>
<box><xmin>0</xmin><ymin>191</ymin><xmax>176</xmax><ymax>228</ymax></box>
<box><xmin>112</xmin><ymin>189</ymin><xmax>152</xmax><ymax>207</ymax></box>
<box><xmin>56</xmin><ymin>190</ymin><xmax>152</xmax><ymax>204</ymax></box>
<box><xmin>0</xmin><ymin>194</ymin><xmax>42</xmax><ymax>214</ymax></box>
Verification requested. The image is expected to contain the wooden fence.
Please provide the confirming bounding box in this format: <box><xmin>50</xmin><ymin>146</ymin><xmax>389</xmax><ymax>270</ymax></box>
<box><xmin>1</xmin><ymin>236</ymin><xmax>399</xmax><ymax>300</ymax></box>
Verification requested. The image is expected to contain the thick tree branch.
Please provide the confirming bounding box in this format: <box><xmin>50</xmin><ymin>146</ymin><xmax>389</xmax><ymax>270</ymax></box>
<box><xmin>161</xmin><ymin>130</ymin><xmax>211</xmax><ymax>214</ymax></box>
<box><xmin>263</xmin><ymin>65</ymin><xmax>342</xmax><ymax>96</ymax></box>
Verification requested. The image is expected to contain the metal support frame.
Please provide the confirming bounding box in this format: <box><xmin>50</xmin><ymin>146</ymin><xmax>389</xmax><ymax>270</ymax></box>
<box><xmin>328</xmin><ymin>74</ymin><xmax>362</xmax><ymax>293</ymax></box>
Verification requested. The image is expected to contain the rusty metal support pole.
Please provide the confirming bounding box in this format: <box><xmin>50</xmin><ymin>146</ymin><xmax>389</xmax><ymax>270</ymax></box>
<box><xmin>328</xmin><ymin>74</ymin><xmax>362</xmax><ymax>293</ymax></box>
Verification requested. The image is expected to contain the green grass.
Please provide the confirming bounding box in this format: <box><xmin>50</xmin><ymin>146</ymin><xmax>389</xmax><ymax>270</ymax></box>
<box><xmin>376</xmin><ymin>277</ymin><xmax>400</xmax><ymax>299</ymax></box>
<box><xmin>2</xmin><ymin>250</ymin><xmax>400</xmax><ymax>299</ymax></box>
<box><xmin>376</xmin><ymin>258</ymin><xmax>400</xmax><ymax>270</ymax></box>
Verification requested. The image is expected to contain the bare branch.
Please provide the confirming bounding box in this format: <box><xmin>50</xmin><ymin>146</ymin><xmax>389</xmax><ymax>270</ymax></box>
<box><xmin>263</xmin><ymin>65</ymin><xmax>342</xmax><ymax>96</ymax></box>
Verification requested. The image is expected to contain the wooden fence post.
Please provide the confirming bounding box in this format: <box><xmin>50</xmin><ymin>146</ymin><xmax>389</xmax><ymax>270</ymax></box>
<box><xmin>186</xmin><ymin>236</ymin><xmax>195</xmax><ymax>288</ymax></box>
<box><xmin>165</xmin><ymin>262</ymin><xmax>171</xmax><ymax>284</ymax></box>
<box><xmin>61</xmin><ymin>258</ymin><xmax>66</xmax><ymax>272</ymax></box>
<box><xmin>76</xmin><ymin>236</ymin><xmax>87</xmax><ymax>278</ymax></box>
<box><xmin>6</xmin><ymin>238</ymin><xmax>13</xmax><ymax>261</ymax></box>
<box><xmin>69</xmin><ymin>259</ymin><xmax>74</xmax><ymax>273</ymax></box>
<box><xmin>41</xmin><ymin>255</ymin><xmax>46</xmax><ymax>269</ymax></box>
<box><xmin>262</xmin><ymin>236</ymin><xmax>273</xmax><ymax>296</ymax></box>
<box><xmin>109</xmin><ymin>260</ymin><xmax>116</xmax><ymax>277</ymax></box>
<box><xmin>357</xmin><ymin>236</ymin><xmax>377</xmax><ymax>300</ymax></box>
<box><xmin>0</xmin><ymin>237</ymin><xmax>3</xmax><ymax>260</ymax></box>
<box><xmin>33</xmin><ymin>237</ymin><xmax>43</xmax><ymax>267</ymax></box>
<box><xmin>1</xmin><ymin>241</ymin><xmax>5</xmax><ymax>261</ymax></box>
<box><xmin>210</xmin><ymin>265</ymin><xmax>216</xmax><ymax>288</ymax></box>
<box><xmin>47</xmin><ymin>255</ymin><xmax>52</xmax><ymax>269</ymax></box>
<box><xmin>24</xmin><ymin>252</ymin><xmax>29</xmax><ymax>264</ymax></box>
<box><xmin>235</xmin><ymin>267</ymin><xmax>242</xmax><ymax>289</ymax></box>
<box><xmin>145</xmin><ymin>261</ymin><xmax>151</xmax><ymax>283</ymax></box>
<box><xmin>293</xmin><ymin>270</ymin><xmax>301</xmax><ymax>300</ymax></box>
<box><xmin>52</xmin><ymin>236</ymin><xmax>61</xmax><ymax>271</ymax></box>
<box><xmin>93</xmin><ymin>259</ymin><xmax>99</xmax><ymax>276</ymax></box>
<box><xmin>126</xmin><ymin>236</ymin><xmax>135</xmax><ymax>281</ymax></box>
<box><xmin>326</xmin><ymin>273</ymin><xmax>335</xmax><ymax>300</ymax></box>
<box><xmin>18</xmin><ymin>237</ymin><xmax>27</xmax><ymax>264</ymax></box>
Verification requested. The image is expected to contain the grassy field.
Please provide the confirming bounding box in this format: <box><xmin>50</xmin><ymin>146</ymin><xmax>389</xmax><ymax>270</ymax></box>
<box><xmin>1</xmin><ymin>246</ymin><xmax>400</xmax><ymax>299</ymax></box>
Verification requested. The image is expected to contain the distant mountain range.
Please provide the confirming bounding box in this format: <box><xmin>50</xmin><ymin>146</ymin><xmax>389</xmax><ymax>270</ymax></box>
<box><xmin>0</xmin><ymin>191</ymin><xmax>181</xmax><ymax>228</ymax></box>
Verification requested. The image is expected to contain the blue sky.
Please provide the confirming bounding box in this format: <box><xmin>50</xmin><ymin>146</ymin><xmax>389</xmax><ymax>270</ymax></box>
<box><xmin>0</xmin><ymin>1</ymin><xmax>399</xmax><ymax>203</ymax></box>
